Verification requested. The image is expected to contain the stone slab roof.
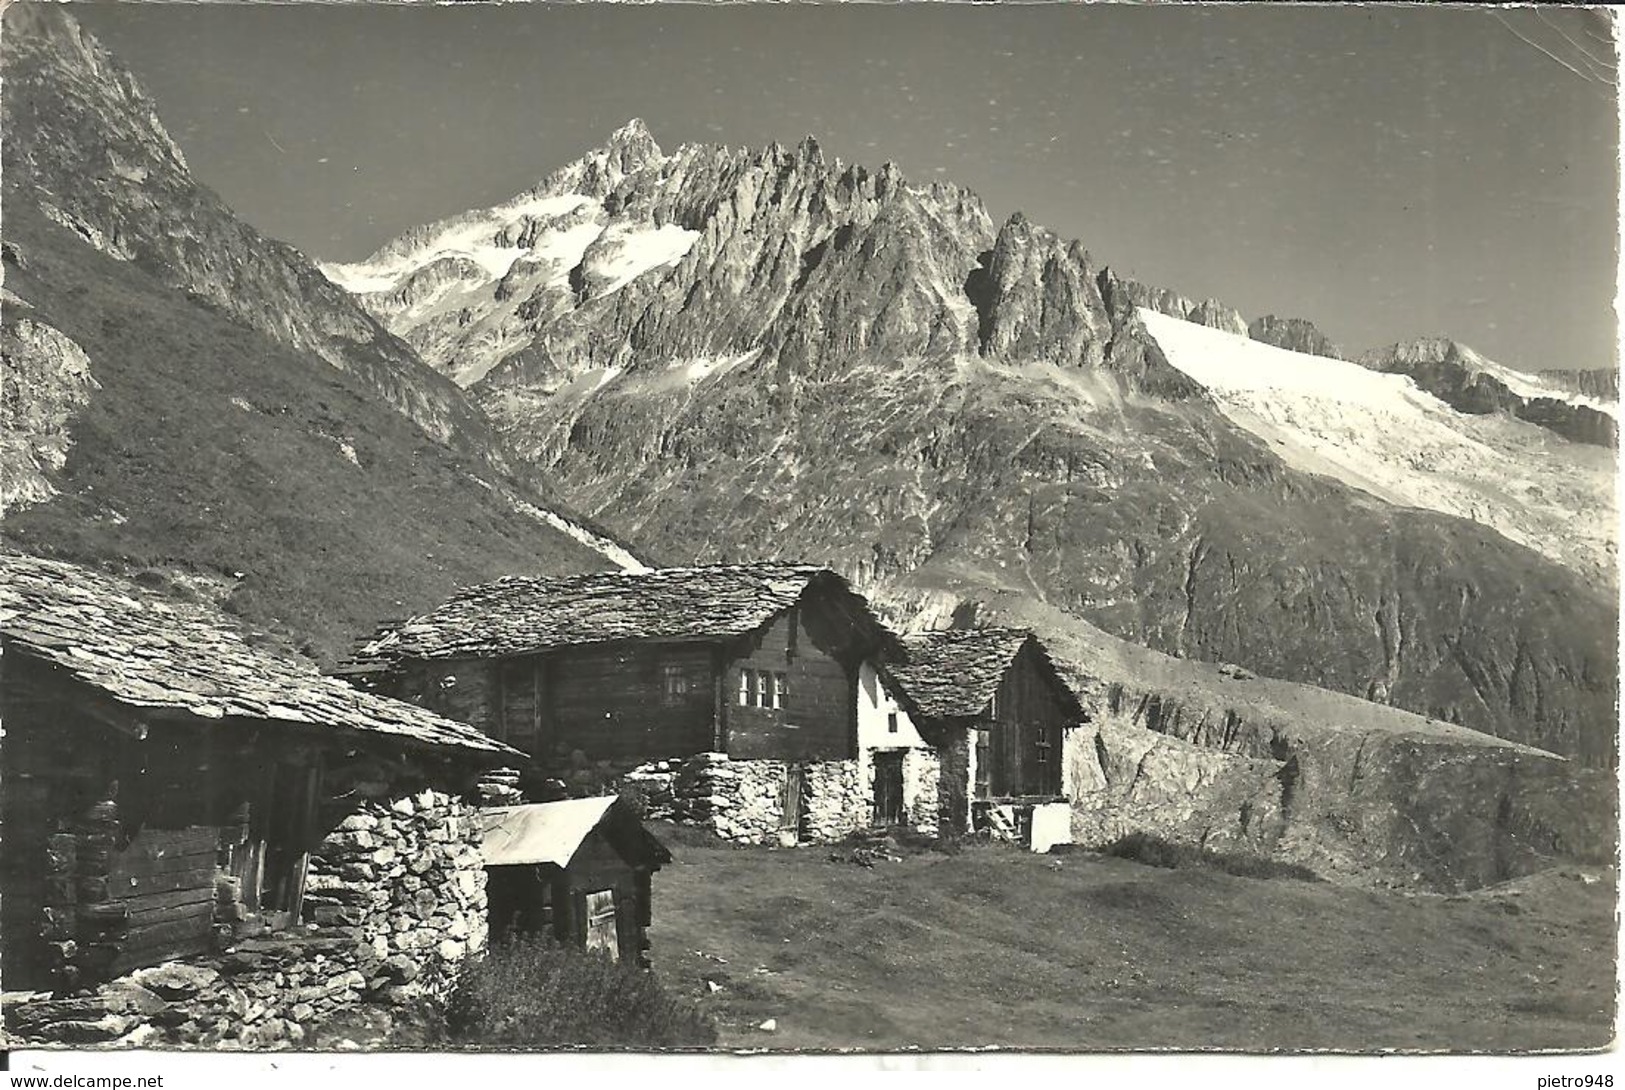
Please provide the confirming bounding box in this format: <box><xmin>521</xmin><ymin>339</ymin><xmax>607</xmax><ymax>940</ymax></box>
<box><xmin>0</xmin><ymin>551</ymin><xmax>520</xmax><ymax>758</ymax></box>
<box><xmin>342</xmin><ymin>563</ymin><xmax>894</xmax><ymax>670</ymax></box>
<box><xmin>888</xmin><ymin>627</ymin><xmax>1086</xmax><ymax>722</ymax></box>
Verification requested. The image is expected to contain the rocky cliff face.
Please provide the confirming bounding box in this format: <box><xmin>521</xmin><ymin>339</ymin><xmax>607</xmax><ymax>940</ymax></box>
<box><xmin>1544</xmin><ymin>368</ymin><xmax>1619</xmax><ymax>402</ymax></box>
<box><xmin>1360</xmin><ymin>338</ymin><xmax>1618</xmax><ymax>449</ymax></box>
<box><xmin>328</xmin><ymin>121</ymin><xmax>1615</xmax><ymax>767</ymax></box>
<box><xmin>1</xmin><ymin>5</ymin><xmax>493</xmax><ymax>456</ymax></box>
<box><xmin>1247</xmin><ymin>314</ymin><xmax>1342</xmax><ymax>358</ymax></box>
<box><xmin>0</xmin><ymin>282</ymin><xmax>101</xmax><ymax>510</ymax></box>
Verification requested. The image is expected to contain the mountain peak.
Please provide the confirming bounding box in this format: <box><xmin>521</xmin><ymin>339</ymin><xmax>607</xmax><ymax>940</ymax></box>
<box><xmin>604</xmin><ymin>117</ymin><xmax>662</xmax><ymax>163</ymax></box>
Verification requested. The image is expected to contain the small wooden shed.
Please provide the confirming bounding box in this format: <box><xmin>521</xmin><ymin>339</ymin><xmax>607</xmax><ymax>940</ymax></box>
<box><xmin>480</xmin><ymin>797</ymin><xmax>670</xmax><ymax>966</ymax></box>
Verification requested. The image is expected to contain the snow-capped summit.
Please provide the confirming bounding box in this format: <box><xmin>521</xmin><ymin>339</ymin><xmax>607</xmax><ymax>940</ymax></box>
<box><xmin>318</xmin><ymin>120</ymin><xmax>698</xmax><ymax>386</ymax></box>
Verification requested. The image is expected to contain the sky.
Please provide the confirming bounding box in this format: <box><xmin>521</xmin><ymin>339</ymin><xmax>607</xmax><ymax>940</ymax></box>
<box><xmin>71</xmin><ymin>2</ymin><xmax>1621</xmax><ymax>373</ymax></box>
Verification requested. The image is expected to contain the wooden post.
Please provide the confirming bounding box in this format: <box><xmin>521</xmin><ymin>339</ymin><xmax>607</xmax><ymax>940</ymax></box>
<box><xmin>711</xmin><ymin>647</ymin><xmax>727</xmax><ymax>753</ymax></box>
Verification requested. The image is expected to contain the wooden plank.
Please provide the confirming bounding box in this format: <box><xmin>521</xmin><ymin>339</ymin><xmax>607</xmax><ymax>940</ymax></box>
<box><xmin>110</xmin><ymin>863</ymin><xmax>218</xmax><ymax>898</ymax></box>
<box><xmin>108</xmin><ymin>847</ymin><xmax>219</xmax><ymax>879</ymax></box>
<box><xmin>112</xmin><ymin>932</ymin><xmax>213</xmax><ymax>975</ymax></box>
<box><xmin>115</xmin><ymin>885</ymin><xmax>218</xmax><ymax>913</ymax></box>
<box><xmin>124</xmin><ymin>899</ymin><xmax>214</xmax><ymax>928</ymax></box>
<box><xmin>119</xmin><ymin>915</ymin><xmax>213</xmax><ymax>951</ymax></box>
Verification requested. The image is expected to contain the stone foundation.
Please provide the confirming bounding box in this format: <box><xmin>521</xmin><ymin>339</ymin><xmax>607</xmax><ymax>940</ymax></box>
<box><xmin>622</xmin><ymin>752</ymin><xmax>868</xmax><ymax>844</ymax></box>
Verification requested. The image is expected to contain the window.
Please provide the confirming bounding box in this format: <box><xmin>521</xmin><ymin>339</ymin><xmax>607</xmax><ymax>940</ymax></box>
<box><xmin>886</xmin><ymin>711</ymin><xmax>898</xmax><ymax>734</ymax></box>
<box><xmin>661</xmin><ymin>662</ymin><xmax>689</xmax><ymax>704</ymax></box>
<box><xmin>739</xmin><ymin>669</ymin><xmax>788</xmax><ymax>709</ymax></box>
<box><xmin>974</xmin><ymin>728</ymin><xmax>991</xmax><ymax>799</ymax></box>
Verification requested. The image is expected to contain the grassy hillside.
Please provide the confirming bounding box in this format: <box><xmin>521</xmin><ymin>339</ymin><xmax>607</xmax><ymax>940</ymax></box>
<box><xmin>646</xmin><ymin>827</ymin><xmax>1616</xmax><ymax>1051</ymax></box>
<box><xmin>1</xmin><ymin>201</ymin><xmax>624</xmax><ymax>664</ymax></box>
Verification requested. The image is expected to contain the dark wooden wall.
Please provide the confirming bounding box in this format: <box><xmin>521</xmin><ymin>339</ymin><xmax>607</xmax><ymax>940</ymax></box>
<box><xmin>725</xmin><ymin>605</ymin><xmax>856</xmax><ymax>761</ymax></box>
<box><xmin>374</xmin><ymin>582</ymin><xmax>883</xmax><ymax>769</ymax></box>
<box><xmin>0</xmin><ymin>665</ymin><xmax>251</xmax><ymax>988</ymax></box>
<box><xmin>986</xmin><ymin>642</ymin><xmax>1073</xmax><ymax>797</ymax></box>
<box><xmin>541</xmin><ymin>645</ymin><xmax>715</xmax><ymax>762</ymax></box>
<box><xmin>487</xmin><ymin>831</ymin><xmax>654</xmax><ymax>965</ymax></box>
<box><xmin>388</xmin><ymin>659</ymin><xmax>502</xmax><ymax>739</ymax></box>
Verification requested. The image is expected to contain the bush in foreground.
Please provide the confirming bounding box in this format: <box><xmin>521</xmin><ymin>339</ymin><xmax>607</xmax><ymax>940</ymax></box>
<box><xmin>444</xmin><ymin>935</ymin><xmax>718</xmax><ymax>1049</ymax></box>
<box><xmin>1101</xmin><ymin>832</ymin><xmax>1322</xmax><ymax>882</ymax></box>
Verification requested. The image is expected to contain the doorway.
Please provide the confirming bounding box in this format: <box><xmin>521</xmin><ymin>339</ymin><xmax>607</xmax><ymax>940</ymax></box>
<box><xmin>872</xmin><ymin>751</ymin><xmax>905</xmax><ymax>826</ymax></box>
<box><xmin>778</xmin><ymin>765</ymin><xmax>804</xmax><ymax>846</ymax></box>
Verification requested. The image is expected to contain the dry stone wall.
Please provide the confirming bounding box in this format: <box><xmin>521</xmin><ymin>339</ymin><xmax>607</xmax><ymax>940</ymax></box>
<box><xmin>622</xmin><ymin>752</ymin><xmax>868</xmax><ymax>844</ymax></box>
<box><xmin>5</xmin><ymin>786</ymin><xmax>489</xmax><ymax>1049</ymax></box>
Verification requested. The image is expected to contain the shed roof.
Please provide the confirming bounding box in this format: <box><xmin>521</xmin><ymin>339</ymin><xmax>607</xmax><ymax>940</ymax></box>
<box><xmin>887</xmin><ymin>628</ymin><xmax>1086</xmax><ymax>722</ymax></box>
<box><xmin>341</xmin><ymin>562</ymin><xmax>895</xmax><ymax>670</ymax></box>
<box><xmin>479</xmin><ymin>797</ymin><xmax>670</xmax><ymax>869</ymax></box>
<box><xmin>0</xmin><ymin>551</ymin><xmax>521</xmax><ymax>757</ymax></box>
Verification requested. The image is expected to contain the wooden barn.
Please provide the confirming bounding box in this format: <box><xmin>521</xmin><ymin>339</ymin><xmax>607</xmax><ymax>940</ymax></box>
<box><xmin>480</xmin><ymin>797</ymin><xmax>669</xmax><ymax>966</ymax></box>
<box><xmin>0</xmin><ymin>552</ymin><xmax>519</xmax><ymax>992</ymax></box>
<box><xmin>884</xmin><ymin>628</ymin><xmax>1087</xmax><ymax>842</ymax></box>
<box><xmin>339</xmin><ymin>565</ymin><xmax>906</xmax><ymax>843</ymax></box>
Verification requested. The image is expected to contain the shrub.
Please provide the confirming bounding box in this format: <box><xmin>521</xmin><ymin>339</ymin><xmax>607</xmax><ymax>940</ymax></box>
<box><xmin>444</xmin><ymin>935</ymin><xmax>718</xmax><ymax>1049</ymax></box>
<box><xmin>1102</xmin><ymin>832</ymin><xmax>1321</xmax><ymax>882</ymax></box>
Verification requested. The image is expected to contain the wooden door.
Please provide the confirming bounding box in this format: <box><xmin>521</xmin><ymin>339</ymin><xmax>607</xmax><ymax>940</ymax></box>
<box><xmin>779</xmin><ymin>765</ymin><xmax>804</xmax><ymax>842</ymax></box>
<box><xmin>872</xmin><ymin>751</ymin><xmax>904</xmax><ymax>825</ymax></box>
<box><xmin>584</xmin><ymin>889</ymin><xmax>619</xmax><ymax>961</ymax></box>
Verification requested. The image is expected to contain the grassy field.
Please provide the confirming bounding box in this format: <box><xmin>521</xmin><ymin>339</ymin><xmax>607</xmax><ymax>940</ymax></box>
<box><xmin>644</xmin><ymin>825</ymin><xmax>1616</xmax><ymax>1053</ymax></box>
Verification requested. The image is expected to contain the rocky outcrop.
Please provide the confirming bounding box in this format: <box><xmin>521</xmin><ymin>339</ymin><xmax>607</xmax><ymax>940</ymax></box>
<box><xmin>1247</xmin><ymin>313</ymin><xmax>1342</xmax><ymax>358</ymax></box>
<box><xmin>1095</xmin><ymin>268</ymin><xmax>1247</xmax><ymax>335</ymax></box>
<box><xmin>1062</xmin><ymin>696</ymin><xmax>1616</xmax><ymax>893</ymax></box>
<box><xmin>1360</xmin><ymin>338</ymin><xmax>1617</xmax><ymax>448</ymax></box>
<box><xmin>972</xmin><ymin>213</ymin><xmax>1113</xmax><ymax>367</ymax></box>
<box><xmin>1543</xmin><ymin>368</ymin><xmax>1619</xmax><ymax>402</ymax></box>
<box><xmin>0</xmin><ymin>307</ymin><xmax>99</xmax><ymax>509</ymax></box>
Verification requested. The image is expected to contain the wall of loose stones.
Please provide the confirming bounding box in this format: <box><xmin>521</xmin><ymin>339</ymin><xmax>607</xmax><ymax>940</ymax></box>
<box><xmin>6</xmin><ymin>777</ymin><xmax>490</xmax><ymax>1050</ymax></box>
<box><xmin>622</xmin><ymin>752</ymin><xmax>869</xmax><ymax>844</ymax></box>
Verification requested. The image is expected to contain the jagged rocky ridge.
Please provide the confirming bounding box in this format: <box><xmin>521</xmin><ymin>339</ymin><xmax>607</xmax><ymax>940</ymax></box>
<box><xmin>332</xmin><ymin>122</ymin><xmax>1618</xmax><ymax>768</ymax></box>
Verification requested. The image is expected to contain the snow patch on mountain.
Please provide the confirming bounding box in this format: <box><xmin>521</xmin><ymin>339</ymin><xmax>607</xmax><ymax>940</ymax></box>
<box><xmin>468</xmin><ymin>476</ymin><xmax>647</xmax><ymax>573</ymax></box>
<box><xmin>583</xmin><ymin>222</ymin><xmax>701</xmax><ymax>296</ymax></box>
<box><xmin>1140</xmin><ymin>308</ymin><xmax>1616</xmax><ymax>583</ymax></box>
<box><xmin>320</xmin><ymin>194</ymin><xmax>600</xmax><ymax>294</ymax></box>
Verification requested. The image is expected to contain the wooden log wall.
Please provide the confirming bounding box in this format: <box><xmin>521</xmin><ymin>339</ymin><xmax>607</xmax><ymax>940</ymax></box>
<box><xmin>991</xmin><ymin>643</ymin><xmax>1071</xmax><ymax>797</ymax></box>
<box><xmin>539</xmin><ymin>644</ymin><xmax>715</xmax><ymax>763</ymax></box>
<box><xmin>726</xmin><ymin>608</ymin><xmax>855</xmax><ymax>762</ymax></box>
